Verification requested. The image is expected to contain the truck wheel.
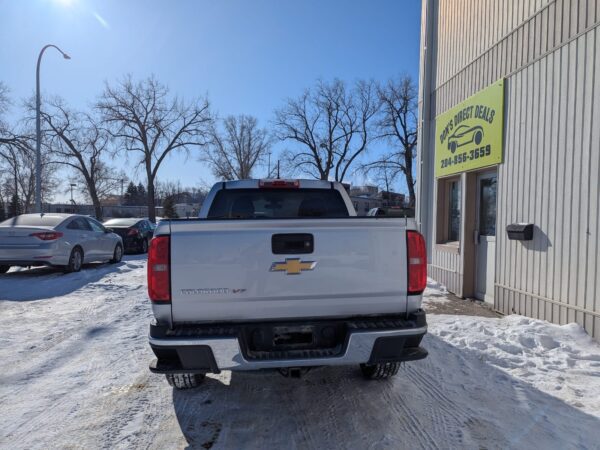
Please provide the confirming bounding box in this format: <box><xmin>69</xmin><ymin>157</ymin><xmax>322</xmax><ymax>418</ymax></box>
<box><xmin>0</xmin><ymin>265</ymin><xmax>10</xmax><ymax>274</ymax></box>
<box><xmin>165</xmin><ymin>373</ymin><xmax>205</xmax><ymax>390</ymax></box>
<box><xmin>360</xmin><ymin>362</ymin><xmax>401</xmax><ymax>380</ymax></box>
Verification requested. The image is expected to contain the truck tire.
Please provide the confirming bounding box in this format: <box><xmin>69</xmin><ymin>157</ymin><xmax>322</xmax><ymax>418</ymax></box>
<box><xmin>360</xmin><ymin>362</ymin><xmax>401</xmax><ymax>380</ymax></box>
<box><xmin>165</xmin><ymin>373</ymin><xmax>205</xmax><ymax>390</ymax></box>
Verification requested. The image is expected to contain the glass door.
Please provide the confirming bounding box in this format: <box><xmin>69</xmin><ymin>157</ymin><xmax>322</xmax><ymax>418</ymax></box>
<box><xmin>475</xmin><ymin>171</ymin><xmax>497</xmax><ymax>302</ymax></box>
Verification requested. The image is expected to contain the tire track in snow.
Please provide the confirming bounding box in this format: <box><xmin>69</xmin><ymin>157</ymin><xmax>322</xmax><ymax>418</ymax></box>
<box><xmin>400</xmin><ymin>365</ymin><xmax>468</xmax><ymax>447</ymax></box>
<box><xmin>380</xmin><ymin>379</ymin><xmax>442</xmax><ymax>450</ymax></box>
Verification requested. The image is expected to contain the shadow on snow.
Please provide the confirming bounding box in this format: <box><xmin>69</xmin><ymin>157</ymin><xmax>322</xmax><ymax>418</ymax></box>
<box><xmin>0</xmin><ymin>254</ymin><xmax>146</xmax><ymax>301</ymax></box>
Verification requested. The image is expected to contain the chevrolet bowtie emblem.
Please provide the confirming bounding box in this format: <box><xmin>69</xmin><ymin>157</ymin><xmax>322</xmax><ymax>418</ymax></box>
<box><xmin>270</xmin><ymin>258</ymin><xmax>317</xmax><ymax>275</ymax></box>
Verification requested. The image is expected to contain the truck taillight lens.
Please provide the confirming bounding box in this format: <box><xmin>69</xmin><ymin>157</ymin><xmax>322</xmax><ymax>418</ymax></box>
<box><xmin>127</xmin><ymin>228</ymin><xmax>139</xmax><ymax>236</ymax></box>
<box><xmin>30</xmin><ymin>232</ymin><xmax>63</xmax><ymax>241</ymax></box>
<box><xmin>148</xmin><ymin>236</ymin><xmax>170</xmax><ymax>302</ymax></box>
<box><xmin>407</xmin><ymin>230</ymin><xmax>427</xmax><ymax>295</ymax></box>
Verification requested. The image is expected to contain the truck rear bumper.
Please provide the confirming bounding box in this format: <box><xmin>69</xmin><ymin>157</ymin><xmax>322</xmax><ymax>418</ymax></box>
<box><xmin>148</xmin><ymin>312</ymin><xmax>428</xmax><ymax>373</ymax></box>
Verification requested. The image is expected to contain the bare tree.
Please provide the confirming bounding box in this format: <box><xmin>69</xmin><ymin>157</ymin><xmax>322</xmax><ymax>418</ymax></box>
<box><xmin>0</xmin><ymin>83</ymin><xmax>14</xmax><ymax>208</ymax></box>
<box><xmin>0</xmin><ymin>133</ymin><xmax>57</xmax><ymax>212</ymax></box>
<box><xmin>0</xmin><ymin>82</ymin><xmax>17</xmax><ymax>146</ymax></box>
<box><xmin>364</xmin><ymin>76</ymin><xmax>418</xmax><ymax>207</ymax></box>
<box><xmin>0</xmin><ymin>85</ymin><xmax>57</xmax><ymax>211</ymax></box>
<box><xmin>97</xmin><ymin>75</ymin><xmax>212</xmax><ymax>222</ymax></box>
<box><xmin>0</xmin><ymin>82</ymin><xmax>9</xmax><ymax>124</ymax></box>
<box><xmin>205</xmin><ymin>115</ymin><xmax>271</xmax><ymax>180</ymax></box>
<box><xmin>363</xmin><ymin>159</ymin><xmax>401</xmax><ymax>195</ymax></box>
<box><xmin>274</xmin><ymin>79</ymin><xmax>379</xmax><ymax>182</ymax></box>
<box><xmin>0</xmin><ymin>142</ymin><xmax>24</xmax><ymax>207</ymax></box>
<box><xmin>0</xmin><ymin>82</ymin><xmax>9</xmax><ymax>113</ymax></box>
<box><xmin>38</xmin><ymin>98</ymin><xmax>124</xmax><ymax>219</ymax></box>
<box><xmin>69</xmin><ymin>161</ymin><xmax>126</xmax><ymax>206</ymax></box>
<box><xmin>154</xmin><ymin>179</ymin><xmax>183</xmax><ymax>203</ymax></box>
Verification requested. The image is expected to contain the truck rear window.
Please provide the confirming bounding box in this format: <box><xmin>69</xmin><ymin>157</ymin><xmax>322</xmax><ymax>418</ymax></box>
<box><xmin>207</xmin><ymin>189</ymin><xmax>350</xmax><ymax>219</ymax></box>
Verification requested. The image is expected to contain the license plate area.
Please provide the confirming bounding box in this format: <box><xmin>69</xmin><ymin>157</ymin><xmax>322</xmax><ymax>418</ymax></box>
<box><xmin>273</xmin><ymin>326</ymin><xmax>314</xmax><ymax>347</ymax></box>
<box><xmin>241</xmin><ymin>321</ymin><xmax>346</xmax><ymax>355</ymax></box>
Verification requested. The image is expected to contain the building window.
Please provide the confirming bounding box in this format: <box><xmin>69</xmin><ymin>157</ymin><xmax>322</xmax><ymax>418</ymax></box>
<box><xmin>448</xmin><ymin>180</ymin><xmax>461</xmax><ymax>241</ymax></box>
<box><xmin>437</xmin><ymin>177</ymin><xmax>461</xmax><ymax>244</ymax></box>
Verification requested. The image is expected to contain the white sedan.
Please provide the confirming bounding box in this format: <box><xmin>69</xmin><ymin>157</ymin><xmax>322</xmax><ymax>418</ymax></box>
<box><xmin>0</xmin><ymin>213</ymin><xmax>123</xmax><ymax>273</ymax></box>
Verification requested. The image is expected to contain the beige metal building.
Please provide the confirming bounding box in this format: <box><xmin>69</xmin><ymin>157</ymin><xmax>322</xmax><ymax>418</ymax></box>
<box><xmin>417</xmin><ymin>0</ymin><xmax>600</xmax><ymax>337</ymax></box>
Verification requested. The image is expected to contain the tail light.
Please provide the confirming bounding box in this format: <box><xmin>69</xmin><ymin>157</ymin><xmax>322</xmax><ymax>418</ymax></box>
<box><xmin>148</xmin><ymin>236</ymin><xmax>170</xmax><ymax>302</ymax></box>
<box><xmin>407</xmin><ymin>230</ymin><xmax>427</xmax><ymax>295</ymax></box>
<box><xmin>127</xmin><ymin>228</ymin><xmax>139</xmax><ymax>236</ymax></box>
<box><xmin>30</xmin><ymin>232</ymin><xmax>63</xmax><ymax>241</ymax></box>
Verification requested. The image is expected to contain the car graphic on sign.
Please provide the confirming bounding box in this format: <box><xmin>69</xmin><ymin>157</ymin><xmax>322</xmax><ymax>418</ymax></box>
<box><xmin>447</xmin><ymin>125</ymin><xmax>484</xmax><ymax>153</ymax></box>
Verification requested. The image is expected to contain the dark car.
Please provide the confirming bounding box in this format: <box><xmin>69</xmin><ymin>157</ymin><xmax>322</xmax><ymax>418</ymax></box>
<box><xmin>103</xmin><ymin>218</ymin><xmax>154</xmax><ymax>254</ymax></box>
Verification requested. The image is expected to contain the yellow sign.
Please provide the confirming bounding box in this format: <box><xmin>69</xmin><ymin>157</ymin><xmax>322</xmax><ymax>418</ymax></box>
<box><xmin>435</xmin><ymin>79</ymin><xmax>504</xmax><ymax>177</ymax></box>
<box><xmin>270</xmin><ymin>258</ymin><xmax>316</xmax><ymax>275</ymax></box>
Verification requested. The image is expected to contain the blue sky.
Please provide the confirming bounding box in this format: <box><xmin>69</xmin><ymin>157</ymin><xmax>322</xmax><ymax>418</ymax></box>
<box><xmin>1</xmin><ymin>0</ymin><xmax>422</xmax><ymax>201</ymax></box>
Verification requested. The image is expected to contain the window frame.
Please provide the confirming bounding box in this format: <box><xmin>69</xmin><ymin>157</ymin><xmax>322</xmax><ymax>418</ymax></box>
<box><xmin>87</xmin><ymin>218</ymin><xmax>107</xmax><ymax>233</ymax></box>
<box><xmin>436</xmin><ymin>176</ymin><xmax>462</xmax><ymax>246</ymax></box>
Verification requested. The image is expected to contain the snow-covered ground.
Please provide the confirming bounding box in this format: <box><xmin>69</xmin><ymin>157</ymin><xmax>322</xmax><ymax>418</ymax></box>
<box><xmin>422</xmin><ymin>278</ymin><xmax>451</xmax><ymax>307</ymax></box>
<box><xmin>1</xmin><ymin>260</ymin><xmax>599</xmax><ymax>449</ymax></box>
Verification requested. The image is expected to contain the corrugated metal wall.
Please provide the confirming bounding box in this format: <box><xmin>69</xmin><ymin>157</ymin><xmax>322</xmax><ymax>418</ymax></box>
<box><xmin>429</xmin><ymin>247</ymin><xmax>462</xmax><ymax>294</ymax></box>
<box><xmin>421</xmin><ymin>0</ymin><xmax>600</xmax><ymax>337</ymax></box>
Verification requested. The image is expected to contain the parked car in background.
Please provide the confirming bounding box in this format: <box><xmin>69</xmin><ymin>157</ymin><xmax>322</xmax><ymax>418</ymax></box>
<box><xmin>149</xmin><ymin>217</ymin><xmax>165</xmax><ymax>232</ymax></box>
<box><xmin>0</xmin><ymin>213</ymin><xmax>123</xmax><ymax>273</ymax></box>
<box><xmin>103</xmin><ymin>218</ymin><xmax>154</xmax><ymax>254</ymax></box>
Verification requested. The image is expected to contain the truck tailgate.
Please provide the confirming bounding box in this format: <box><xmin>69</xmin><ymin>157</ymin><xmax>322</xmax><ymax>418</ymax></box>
<box><xmin>169</xmin><ymin>219</ymin><xmax>410</xmax><ymax>323</ymax></box>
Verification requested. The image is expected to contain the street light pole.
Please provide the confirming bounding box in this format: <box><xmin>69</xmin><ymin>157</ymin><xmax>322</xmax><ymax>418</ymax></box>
<box><xmin>35</xmin><ymin>44</ymin><xmax>70</xmax><ymax>214</ymax></box>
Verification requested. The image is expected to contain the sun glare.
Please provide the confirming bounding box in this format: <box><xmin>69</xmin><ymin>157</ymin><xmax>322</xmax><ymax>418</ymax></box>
<box><xmin>53</xmin><ymin>0</ymin><xmax>76</xmax><ymax>6</ymax></box>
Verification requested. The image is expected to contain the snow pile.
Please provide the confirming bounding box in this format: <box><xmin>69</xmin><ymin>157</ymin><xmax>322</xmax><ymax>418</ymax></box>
<box><xmin>429</xmin><ymin>314</ymin><xmax>600</xmax><ymax>416</ymax></box>
<box><xmin>422</xmin><ymin>277</ymin><xmax>451</xmax><ymax>306</ymax></box>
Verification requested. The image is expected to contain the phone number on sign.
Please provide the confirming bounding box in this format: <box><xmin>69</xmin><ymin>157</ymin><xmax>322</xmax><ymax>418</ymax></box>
<box><xmin>440</xmin><ymin>145</ymin><xmax>491</xmax><ymax>169</ymax></box>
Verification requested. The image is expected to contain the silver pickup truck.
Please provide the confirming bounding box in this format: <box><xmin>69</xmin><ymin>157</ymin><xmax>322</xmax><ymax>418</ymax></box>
<box><xmin>147</xmin><ymin>179</ymin><xmax>428</xmax><ymax>389</ymax></box>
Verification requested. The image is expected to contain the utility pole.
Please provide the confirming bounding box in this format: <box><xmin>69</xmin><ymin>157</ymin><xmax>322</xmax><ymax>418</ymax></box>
<box><xmin>69</xmin><ymin>183</ymin><xmax>76</xmax><ymax>204</ymax></box>
<box><xmin>120</xmin><ymin>178</ymin><xmax>125</xmax><ymax>205</ymax></box>
<box><xmin>35</xmin><ymin>44</ymin><xmax>70</xmax><ymax>214</ymax></box>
